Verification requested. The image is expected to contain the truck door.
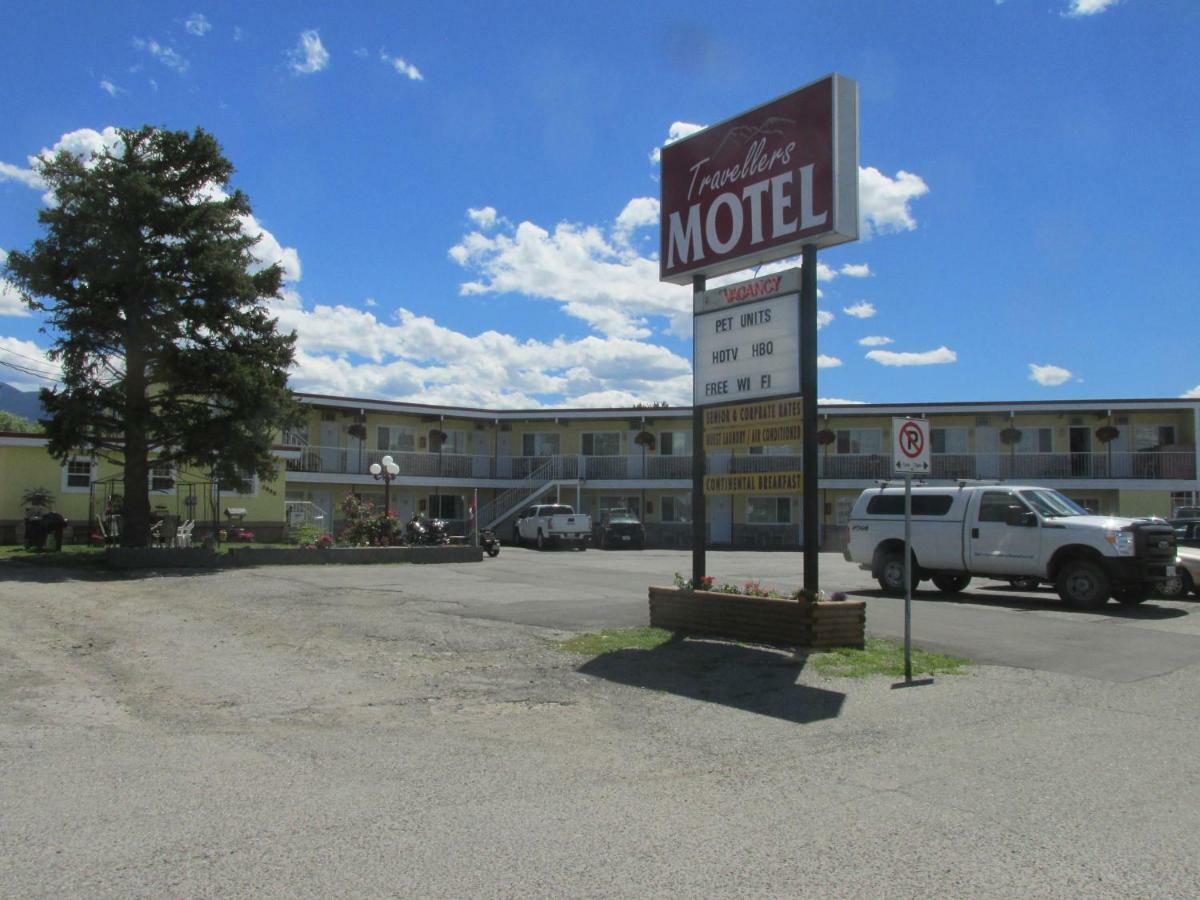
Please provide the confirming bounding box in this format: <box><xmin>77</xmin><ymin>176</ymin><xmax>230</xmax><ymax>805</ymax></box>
<box><xmin>968</xmin><ymin>490</ymin><xmax>1041</xmax><ymax>575</ymax></box>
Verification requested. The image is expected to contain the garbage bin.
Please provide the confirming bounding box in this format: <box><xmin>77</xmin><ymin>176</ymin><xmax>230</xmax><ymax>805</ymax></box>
<box><xmin>24</xmin><ymin>514</ymin><xmax>46</xmax><ymax>550</ymax></box>
<box><xmin>42</xmin><ymin>512</ymin><xmax>68</xmax><ymax>551</ymax></box>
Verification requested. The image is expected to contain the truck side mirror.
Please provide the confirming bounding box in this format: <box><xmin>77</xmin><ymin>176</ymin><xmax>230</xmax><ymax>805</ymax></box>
<box><xmin>1006</xmin><ymin>506</ymin><xmax>1036</xmax><ymax>527</ymax></box>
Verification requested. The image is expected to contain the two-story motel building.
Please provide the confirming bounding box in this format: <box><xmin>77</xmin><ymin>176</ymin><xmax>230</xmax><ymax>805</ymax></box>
<box><xmin>2</xmin><ymin>392</ymin><xmax>1197</xmax><ymax>547</ymax></box>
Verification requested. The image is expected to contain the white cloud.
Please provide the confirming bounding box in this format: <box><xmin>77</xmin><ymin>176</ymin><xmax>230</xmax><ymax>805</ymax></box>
<box><xmin>467</xmin><ymin>206</ymin><xmax>503</xmax><ymax>230</ymax></box>
<box><xmin>270</xmin><ymin>295</ymin><xmax>696</xmax><ymax>408</ymax></box>
<box><xmin>1028</xmin><ymin>363</ymin><xmax>1072</xmax><ymax>386</ymax></box>
<box><xmin>0</xmin><ymin>335</ymin><xmax>60</xmax><ymax>390</ymax></box>
<box><xmin>0</xmin><ymin>250</ymin><xmax>30</xmax><ymax>318</ymax></box>
<box><xmin>132</xmin><ymin>37</ymin><xmax>189</xmax><ymax>74</ymax></box>
<box><xmin>1066</xmin><ymin>0</ymin><xmax>1120</xmax><ymax>16</ymax></box>
<box><xmin>858</xmin><ymin>335</ymin><xmax>893</xmax><ymax>347</ymax></box>
<box><xmin>859</xmin><ymin>167</ymin><xmax>929</xmax><ymax>236</ymax></box>
<box><xmin>363</xmin><ymin>297</ymin><xmax>377</xmax><ymax>308</ymax></box>
<box><xmin>866</xmin><ymin>346</ymin><xmax>957</xmax><ymax>367</ymax></box>
<box><xmin>817</xmin><ymin>355</ymin><xmax>842</xmax><ymax>369</ymax></box>
<box><xmin>0</xmin><ymin>161</ymin><xmax>44</xmax><ymax>189</ymax></box>
<box><xmin>289</xmin><ymin>30</ymin><xmax>329</xmax><ymax>75</ymax></box>
<box><xmin>1183</xmin><ymin>385</ymin><xmax>1200</xmax><ymax>399</ymax></box>
<box><xmin>817</xmin><ymin>310</ymin><xmax>834</xmax><ymax>329</ymax></box>
<box><xmin>843</xmin><ymin>301</ymin><xmax>876</xmax><ymax>319</ymax></box>
<box><xmin>649</xmin><ymin>121</ymin><xmax>706</xmax><ymax>164</ymax></box>
<box><xmin>450</xmin><ymin>210</ymin><xmax>691</xmax><ymax>339</ymax></box>
<box><xmin>353</xmin><ymin>47</ymin><xmax>369</xmax><ymax>59</ymax></box>
<box><xmin>380</xmin><ymin>50</ymin><xmax>423</xmax><ymax>81</ymax></box>
<box><xmin>839</xmin><ymin>263</ymin><xmax>871</xmax><ymax>278</ymax></box>
<box><xmin>99</xmin><ymin>79</ymin><xmax>122</xmax><ymax>97</ymax></box>
<box><xmin>185</xmin><ymin>13</ymin><xmax>211</xmax><ymax>36</ymax></box>
<box><xmin>613</xmin><ymin>197</ymin><xmax>659</xmax><ymax>246</ymax></box>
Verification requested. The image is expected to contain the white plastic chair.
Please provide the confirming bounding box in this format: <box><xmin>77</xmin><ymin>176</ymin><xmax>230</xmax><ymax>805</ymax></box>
<box><xmin>175</xmin><ymin>520</ymin><xmax>194</xmax><ymax>548</ymax></box>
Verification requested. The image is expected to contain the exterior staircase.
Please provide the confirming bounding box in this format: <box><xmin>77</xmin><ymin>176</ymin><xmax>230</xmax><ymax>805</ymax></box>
<box><xmin>478</xmin><ymin>459</ymin><xmax>558</xmax><ymax>532</ymax></box>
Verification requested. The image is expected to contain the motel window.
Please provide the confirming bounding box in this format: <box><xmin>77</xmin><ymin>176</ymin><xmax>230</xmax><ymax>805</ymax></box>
<box><xmin>661</xmin><ymin>495</ymin><xmax>692</xmax><ymax>523</ymax></box>
<box><xmin>1134</xmin><ymin>425</ymin><xmax>1176</xmax><ymax>450</ymax></box>
<box><xmin>931</xmin><ymin>427</ymin><xmax>968</xmax><ymax>454</ymax></box>
<box><xmin>377</xmin><ymin>426</ymin><xmax>416</xmax><ymax>453</ymax></box>
<box><xmin>149</xmin><ymin>461</ymin><xmax>175</xmax><ymax>493</ymax></box>
<box><xmin>63</xmin><ymin>457</ymin><xmax>95</xmax><ymax>491</ymax></box>
<box><xmin>429</xmin><ymin>495</ymin><xmax>465</xmax><ymax>520</ymax></box>
<box><xmin>659</xmin><ymin>431</ymin><xmax>691</xmax><ymax>456</ymax></box>
<box><xmin>1016</xmin><ymin>428</ymin><xmax>1053</xmax><ymax>454</ymax></box>
<box><xmin>836</xmin><ymin>428</ymin><xmax>881</xmax><ymax>455</ymax></box>
<box><xmin>581</xmin><ymin>432</ymin><xmax>620</xmax><ymax>456</ymax></box>
<box><xmin>746</xmin><ymin>497</ymin><xmax>791</xmax><ymax>524</ymax></box>
<box><xmin>522</xmin><ymin>433</ymin><xmax>560</xmax><ymax>457</ymax></box>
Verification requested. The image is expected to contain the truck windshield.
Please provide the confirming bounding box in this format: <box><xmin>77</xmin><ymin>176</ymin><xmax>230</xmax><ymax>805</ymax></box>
<box><xmin>1018</xmin><ymin>489</ymin><xmax>1089</xmax><ymax>518</ymax></box>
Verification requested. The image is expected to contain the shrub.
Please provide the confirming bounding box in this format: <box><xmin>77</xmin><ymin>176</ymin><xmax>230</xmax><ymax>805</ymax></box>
<box><xmin>339</xmin><ymin>492</ymin><xmax>404</xmax><ymax>546</ymax></box>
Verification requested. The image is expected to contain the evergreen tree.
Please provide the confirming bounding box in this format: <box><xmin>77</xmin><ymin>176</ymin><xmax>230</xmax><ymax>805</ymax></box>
<box><xmin>4</xmin><ymin>126</ymin><xmax>300</xmax><ymax>547</ymax></box>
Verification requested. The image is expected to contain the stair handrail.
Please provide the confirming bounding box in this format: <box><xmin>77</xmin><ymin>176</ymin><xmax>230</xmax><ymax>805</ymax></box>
<box><xmin>478</xmin><ymin>458</ymin><xmax>558</xmax><ymax>530</ymax></box>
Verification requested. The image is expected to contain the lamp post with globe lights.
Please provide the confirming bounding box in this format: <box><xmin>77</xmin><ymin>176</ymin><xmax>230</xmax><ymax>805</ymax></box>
<box><xmin>369</xmin><ymin>455</ymin><xmax>401</xmax><ymax>516</ymax></box>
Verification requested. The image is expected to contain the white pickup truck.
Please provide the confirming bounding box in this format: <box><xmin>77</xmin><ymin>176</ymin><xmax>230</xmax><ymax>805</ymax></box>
<box><xmin>845</xmin><ymin>484</ymin><xmax>1177</xmax><ymax>608</ymax></box>
<box><xmin>514</xmin><ymin>504</ymin><xmax>592</xmax><ymax>550</ymax></box>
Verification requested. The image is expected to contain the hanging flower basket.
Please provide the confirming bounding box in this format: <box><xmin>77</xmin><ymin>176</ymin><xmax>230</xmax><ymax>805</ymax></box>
<box><xmin>347</xmin><ymin>423</ymin><xmax>367</xmax><ymax>440</ymax></box>
<box><xmin>999</xmin><ymin>427</ymin><xmax>1023</xmax><ymax>445</ymax></box>
<box><xmin>1095</xmin><ymin>425</ymin><xmax>1120</xmax><ymax>444</ymax></box>
<box><xmin>816</xmin><ymin>429</ymin><xmax>836</xmax><ymax>446</ymax></box>
<box><xmin>429</xmin><ymin>429</ymin><xmax>448</xmax><ymax>450</ymax></box>
<box><xmin>633</xmin><ymin>430</ymin><xmax>656</xmax><ymax>451</ymax></box>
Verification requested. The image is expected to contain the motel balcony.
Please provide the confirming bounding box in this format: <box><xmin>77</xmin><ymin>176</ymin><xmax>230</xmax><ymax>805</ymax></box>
<box><xmin>284</xmin><ymin>447</ymin><xmax>1197</xmax><ymax>483</ymax></box>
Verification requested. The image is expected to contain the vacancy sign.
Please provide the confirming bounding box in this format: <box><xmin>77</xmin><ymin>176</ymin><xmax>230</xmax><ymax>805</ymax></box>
<box><xmin>893</xmin><ymin>418</ymin><xmax>931</xmax><ymax>474</ymax></box>
<box><xmin>659</xmin><ymin>74</ymin><xmax>859</xmax><ymax>285</ymax></box>
<box><xmin>693</xmin><ymin>271</ymin><xmax>800</xmax><ymax>406</ymax></box>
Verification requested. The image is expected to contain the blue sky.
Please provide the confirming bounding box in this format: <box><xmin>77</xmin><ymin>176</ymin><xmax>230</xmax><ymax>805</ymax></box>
<box><xmin>1</xmin><ymin>0</ymin><xmax>1197</xmax><ymax>408</ymax></box>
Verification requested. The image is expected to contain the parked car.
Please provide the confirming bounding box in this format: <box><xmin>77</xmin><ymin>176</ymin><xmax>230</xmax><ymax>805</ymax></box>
<box><xmin>598</xmin><ymin>508</ymin><xmax>645</xmax><ymax>550</ymax></box>
<box><xmin>1169</xmin><ymin>519</ymin><xmax>1200</xmax><ymax>549</ymax></box>
<box><xmin>1157</xmin><ymin>545</ymin><xmax>1200</xmax><ymax>599</ymax></box>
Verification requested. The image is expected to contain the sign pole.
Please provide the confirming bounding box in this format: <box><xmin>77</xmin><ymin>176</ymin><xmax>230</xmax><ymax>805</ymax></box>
<box><xmin>904</xmin><ymin>471</ymin><xmax>913</xmax><ymax>683</ymax></box>
<box><xmin>801</xmin><ymin>244</ymin><xmax>819</xmax><ymax>592</ymax></box>
<box><xmin>692</xmin><ymin>273</ymin><xmax>706</xmax><ymax>585</ymax></box>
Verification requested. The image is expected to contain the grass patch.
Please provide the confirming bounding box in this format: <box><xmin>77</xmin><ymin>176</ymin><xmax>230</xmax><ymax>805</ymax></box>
<box><xmin>807</xmin><ymin>637</ymin><xmax>969</xmax><ymax>679</ymax></box>
<box><xmin>557</xmin><ymin>627</ymin><xmax>675</xmax><ymax>656</ymax></box>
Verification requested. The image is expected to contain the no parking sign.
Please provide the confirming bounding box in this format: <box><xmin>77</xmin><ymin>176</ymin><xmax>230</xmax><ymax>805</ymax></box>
<box><xmin>892</xmin><ymin>418</ymin><xmax>930</xmax><ymax>474</ymax></box>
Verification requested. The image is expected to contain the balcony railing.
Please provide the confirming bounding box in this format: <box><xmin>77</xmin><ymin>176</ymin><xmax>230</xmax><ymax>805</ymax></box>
<box><xmin>285</xmin><ymin>447</ymin><xmax>1196</xmax><ymax>482</ymax></box>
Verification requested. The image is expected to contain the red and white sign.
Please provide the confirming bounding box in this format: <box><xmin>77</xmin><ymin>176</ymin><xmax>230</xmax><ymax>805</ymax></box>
<box><xmin>893</xmin><ymin>418</ymin><xmax>931</xmax><ymax>474</ymax></box>
<box><xmin>659</xmin><ymin>74</ymin><xmax>859</xmax><ymax>286</ymax></box>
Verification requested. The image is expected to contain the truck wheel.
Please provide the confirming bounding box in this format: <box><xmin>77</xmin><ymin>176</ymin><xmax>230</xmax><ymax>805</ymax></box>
<box><xmin>932</xmin><ymin>573</ymin><xmax>971</xmax><ymax>595</ymax></box>
<box><xmin>513</xmin><ymin>527</ymin><xmax>522</xmax><ymax>546</ymax></box>
<box><xmin>877</xmin><ymin>550</ymin><xmax>918</xmax><ymax>596</ymax></box>
<box><xmin>577</xmin><ymin>541</ymin><xmax>587</xmax><ymax>551</ymax></box>
<box><xmin>536</xmin><ymin>530</ymin><xmax>546</xmax><ymax>550</ymax></box>
<box><xmin>1055</xmin><ymin>560</ymin><xmax>1110</xmax><ymax>609</ymax></box>
<box><xmin>1008</xmin><ymin>576</ymin><xmax>1040</xmax><ymax>591</ymax></box>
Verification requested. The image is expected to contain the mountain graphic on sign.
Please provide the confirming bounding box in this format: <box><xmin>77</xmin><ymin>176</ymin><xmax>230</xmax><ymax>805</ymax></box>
<box><xmin>713</xmin><ymin>117</ymin><xmax>796</xmax><ymax>160</ymax></box>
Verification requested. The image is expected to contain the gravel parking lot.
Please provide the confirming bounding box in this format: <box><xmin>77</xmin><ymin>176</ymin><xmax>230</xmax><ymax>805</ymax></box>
<box><xmin>3</xmin><ymin>553</ymin><xmax>1200</xmax><ymax>896</ymax></box>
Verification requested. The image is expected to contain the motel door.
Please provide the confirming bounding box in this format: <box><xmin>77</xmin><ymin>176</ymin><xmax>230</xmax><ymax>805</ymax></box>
<box><xmin>320</xmin><ymin>420</ymin><xmax>341</xmax><ymax>473</ymax></box>
<box><xmin>709</xmin><ymin>495</ymin><xmax>731</xmax><ymax>544</ymax></box>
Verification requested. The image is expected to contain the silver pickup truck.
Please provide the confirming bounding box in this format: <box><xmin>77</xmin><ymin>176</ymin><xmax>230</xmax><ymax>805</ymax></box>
<box><xmin>514</xmin><ymin>504</ymin><xmax>592</xmax><ymax>550</ymax></box>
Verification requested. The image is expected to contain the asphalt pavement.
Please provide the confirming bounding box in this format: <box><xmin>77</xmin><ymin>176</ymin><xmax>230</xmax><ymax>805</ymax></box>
<box><xmin>3</xmin><ymin>552</ymin><xmax>1200</xmax><ymax>896</ymax></box>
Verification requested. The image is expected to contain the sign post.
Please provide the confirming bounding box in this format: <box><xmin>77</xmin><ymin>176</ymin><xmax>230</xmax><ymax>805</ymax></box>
<box><xmin>892</xmin><ymin>417</ymin><xmax>930</xmax><ymax>686</ymax></box>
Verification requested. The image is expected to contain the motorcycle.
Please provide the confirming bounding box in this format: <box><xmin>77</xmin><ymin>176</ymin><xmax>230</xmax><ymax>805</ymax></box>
<box><xmin>479</xmin><ymin>529</ymin><xmax>500</xmax><ymax>558</ymax></box>
<box><xmin>406</xmin><ymin>514</ymin><xmax>450</xmax><ymax>546</ymax></box>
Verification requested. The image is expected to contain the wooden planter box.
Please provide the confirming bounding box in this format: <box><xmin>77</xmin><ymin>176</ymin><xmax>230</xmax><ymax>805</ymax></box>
<box><xmin>648</xmin><ymin>586</ymin><xmax>864</xmax><ymax>649</ymax></box>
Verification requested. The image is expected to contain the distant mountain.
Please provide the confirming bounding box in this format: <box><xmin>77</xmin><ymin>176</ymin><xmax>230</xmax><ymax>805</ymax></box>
<box><xmin>0</xmin><ymin>382</ymin><xmax>45</xmax><ymax>421</ymax></box>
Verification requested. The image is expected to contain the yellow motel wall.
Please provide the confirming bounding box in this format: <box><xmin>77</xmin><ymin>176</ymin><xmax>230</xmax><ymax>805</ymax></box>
<box><xmin>0</xmin><ymin>440</ymin><xmax>285</xmax><ymax>543</ymax></box>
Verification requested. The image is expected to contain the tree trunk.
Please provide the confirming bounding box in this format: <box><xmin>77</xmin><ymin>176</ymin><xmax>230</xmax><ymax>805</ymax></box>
<box><xmin>121</xmin><ymin>344</ymin><xmax>151</xmax><ymax>547</ymax></box>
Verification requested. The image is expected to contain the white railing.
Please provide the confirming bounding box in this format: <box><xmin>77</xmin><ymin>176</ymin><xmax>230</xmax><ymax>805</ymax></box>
<box><xmin>285</xmin><ymin>447</ymin><xmax>1196</xmax><ymax>482</ymax></box>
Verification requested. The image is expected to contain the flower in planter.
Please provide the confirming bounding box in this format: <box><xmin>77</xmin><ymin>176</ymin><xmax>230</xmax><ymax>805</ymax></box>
<box><xmin>828</xmin><ymin>591</ymin><xmax>848</xmax><ymax>602</ymax></box>
<box><xmin>792</xmin><ymin>587</ymin><xmax>828</xmax><ymax>603</ymax></box>
<box><xmin>673</xmin><ymin>572</ymin><xmax>714</xmax><ymax>591</ymax></box>
<box><xmin>316</xmin><ymin>534</ymin><xmax>332</xmax><ymax>549</ymax></box>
